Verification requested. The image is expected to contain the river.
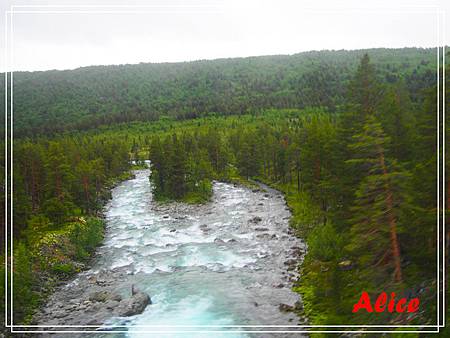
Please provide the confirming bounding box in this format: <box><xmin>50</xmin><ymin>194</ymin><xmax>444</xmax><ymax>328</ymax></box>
<box><xmin>34</xmin><ymin>169</ymin><xmax>307</xmax><ymax>337</ymax></box>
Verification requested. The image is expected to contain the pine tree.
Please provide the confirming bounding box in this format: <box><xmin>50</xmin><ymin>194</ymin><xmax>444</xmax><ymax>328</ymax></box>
<box><xmin>91</xmin><ymin>159</ymin><xmax>105</xmax><ymax>204</ymax></box>
<box><xmin>335</xmin><ymin>54</ymin><xmax>383</xmax><ymax>229</ymax></box>
<box><xmin>75</xmin><ymin>160</ymin><xmax>93</xmax><ymax>213</ymax></box>
<box><xmin>347</xmin><ymin>53</ymin><xmax>382</xmax><ymax>117</ymax></box>
<box><xmin>346</xmin><ymin>115</ymin><xmax>407</xmax><ymax>283</ymax></box>
<box><xmin>17</xmin><ymin>142</ymin><xmax>45</xmax><ymax>211</ymax></box>
<box><xmin>237</xmin><ymin>132</ymin><xmax>260</xmax><ymax>179</ymax></box>
<box><xmin>46</xmin><ymin>142</ymin><xmax>73</xmax><ymax>201</ymax></box>
<box><xmin>13</xmin><ymin>242</ymin><xmax>38</xmax><ymax>322</ymax></box>
<box><xmin>377</xmin><ymin>82</ymin><xmax>415</xmax><ymax>161</ymax></box>
<box><xmin>149</xmin><ymin>136</ymin><xmax>166</xmax><ymax>196</ymax></box>
<box><xmin>167</xmin><ymin>134</ymin><xmax>187</xmax><ymax>199</ymax></box>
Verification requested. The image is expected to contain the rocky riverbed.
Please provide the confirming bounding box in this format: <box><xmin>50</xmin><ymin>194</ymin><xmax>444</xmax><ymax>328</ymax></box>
<box><xmin>33</xmin><ymin>169</ymin><xmax>307</xmax><ymax>337</ymax></box>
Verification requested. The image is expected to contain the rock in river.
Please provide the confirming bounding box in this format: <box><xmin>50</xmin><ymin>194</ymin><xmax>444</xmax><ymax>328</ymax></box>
<box><xmin>116</xmin><ymin>285</ymin><xmax>151</xmax><ymax>317</ymax></box>
<box><xmin>249</xmin><ymin>216</ymin><xmax>263</xmax><ymax>223</ymax></box>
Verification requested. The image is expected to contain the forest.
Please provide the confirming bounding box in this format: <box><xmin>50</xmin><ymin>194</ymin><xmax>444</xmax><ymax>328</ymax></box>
<box><xmin>1</xmin><ymin>48</ymin><xmax>448</xmax><ymax>336</ymax></box>
<box><xmin>2</xmin><ymin>48</ymin><xmax>437</xmax><ymax>136</ymax></box>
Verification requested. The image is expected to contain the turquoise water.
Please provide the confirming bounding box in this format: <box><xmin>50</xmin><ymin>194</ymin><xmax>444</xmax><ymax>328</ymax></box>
<box><xmin>58</xmin><ymin>169</ymin><xmax>305</xmax><ymax>337</ymax></box>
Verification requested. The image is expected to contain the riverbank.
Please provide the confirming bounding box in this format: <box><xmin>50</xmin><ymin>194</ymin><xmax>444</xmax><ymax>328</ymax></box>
<box><xmin>247</xmin><ymin>176</ymin><xmax>347</xmax><ymax>328</ymax></box>
<box><xmin>249</xmin><ymin>177</ymin><xmax>440</xmax><ymax>336</ymax></box>
<box><xmin>0</xmin><ymin>170</ymin><xmax>135</xmax><ymax>328</ymax></box>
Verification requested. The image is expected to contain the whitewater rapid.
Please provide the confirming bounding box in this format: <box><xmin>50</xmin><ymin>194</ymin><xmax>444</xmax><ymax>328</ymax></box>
<box><xmin>35</xmin><ymin>169</ymin><xmax>307</xmax><ymax>337</ymax></box>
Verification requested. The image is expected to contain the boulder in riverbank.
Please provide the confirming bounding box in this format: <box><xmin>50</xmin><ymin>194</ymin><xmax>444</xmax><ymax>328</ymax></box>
<box><xmin>116</xmin><ymin>285</ymin><xmax>151</xmax><ymax>317</ymax></box>
<box><xmin>89</xmin><ymin>290</ymin><xmax>122</xmax><ymax>303</ymax></box>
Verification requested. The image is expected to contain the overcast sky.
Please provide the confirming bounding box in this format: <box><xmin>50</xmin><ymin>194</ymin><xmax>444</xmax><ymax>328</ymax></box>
<box><xmin>1</xmin><ymin>0</ymin><xmax>449</xmax><ymax>72</ymax></box>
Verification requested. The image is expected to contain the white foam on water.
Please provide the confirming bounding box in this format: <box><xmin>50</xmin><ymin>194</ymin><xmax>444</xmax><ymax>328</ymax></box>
<box><xmin>142</xmin><ymin>228</ymin><xmax>215</xmax><ymax>247</ymax></box>
<box><xmin>175</xmin><ymin>246</ymin><xmax>257</xmax><ymax>270</ymax></box>
<box><xmin>139</xmin><ymin>245</ymin><xmax>178</xmax><ymax>257</ymax></box>
<box><xmin>234</xmin><ymin>233</ymin><xmax>254</xmax><ymax>240</ymax></box>
<box><xmin>105</xmin><ymin>236</ymin><xmax>141</xmax><ymax>249</ymax></box>
<box><xmin>134</xmin><ymin>262</ymin><xmax>172</xmax><ymax>274</ymax></box>
<box><xmin>222</xmin><ymin>197</ymin><xmax>246</xmax><ymax>207</ymax></box>
<box><xmin>110</xmin><ymin>254</ymin><xmax>134</xmax><ymax>270</ymax></box>
<box><xmin>126</xmin><ymin>295</ymin><xmax>247</xmax><ymax>338</ymax></box>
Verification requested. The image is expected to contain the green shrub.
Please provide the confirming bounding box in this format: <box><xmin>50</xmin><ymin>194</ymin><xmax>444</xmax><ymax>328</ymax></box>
<box><xmin>52</xmin><ymin>263</ymin><xmax>75</xmax><ymax>275</ymax></box>
<box><xmin>308</xmin><ymin>221</ymin><xmax>344</xmax><ymax>262</ymax></box>
<box><xmin>69</xmin><ymin>217</ymin><xmax>104</xmax><ymax>261</ymax></box>
<box><xmin>13</xmin><ymin>242</ymin><xmax>39</xmax><ymax>323</ymax></box>
<box><xmin>42</xmin><ymin>197</ymin><xmax>78</xmax><ymax>225</ymax></box>
<box><xmin>286</xmin><ymin>191</ymin><xmax>323</xmax><ymax>237</ymax></box>
<box><xmin>0</xmin><ymin>258</ymin><xmax>4</xmax><ymax>316</ymax></box>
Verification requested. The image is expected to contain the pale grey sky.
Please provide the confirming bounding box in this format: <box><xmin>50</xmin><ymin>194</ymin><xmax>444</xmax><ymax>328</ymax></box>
<box><xmin>1</xmin><ymin>0</ymin><xmax>449</xmax><ymax>72</ymax></box>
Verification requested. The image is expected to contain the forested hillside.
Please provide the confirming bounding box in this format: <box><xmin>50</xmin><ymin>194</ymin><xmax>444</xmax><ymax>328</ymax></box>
<box><xmin>7</xmin><ymin>48</ymin><xmax>436</xmax><ymax>136</ymax></box>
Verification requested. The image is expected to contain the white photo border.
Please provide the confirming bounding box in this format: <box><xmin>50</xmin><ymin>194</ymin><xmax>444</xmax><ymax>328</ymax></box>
<box><xmin>3</xmin><ymin>4</ymin><xmax>447</xmax><ymax>334</ymax></box>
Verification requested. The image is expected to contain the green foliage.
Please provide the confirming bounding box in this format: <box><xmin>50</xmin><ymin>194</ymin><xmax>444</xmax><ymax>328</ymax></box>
<box><xmin>6</xmin><ymin>217</ymin><xmax>106</xmax><ymax>325</ymax></box>
<box><xmin>4</xmin><ymin>131</ymin><xmax>131</xmax><ymax>324</ymax></box>
<box><xmin>13</xmin><ymin>242</ymin><xmax>39</xmax><ymax>323</ymax></box>
<box><xmin>6</xmin><ymin>48</ymin><xmax>436</xmax><ymax>137</ymax></box>
<box><xmin>69</xmin><ymin>218</ymin><xmax>104</xmax><ymax>261</ymax></box>
<box><xmin>345</xmin><ymin>115</ymin><xmax>409</xmax><ymax>282</ymax></box>
<box><xmin>0</xmin><ymin>259</ymin><xmax>4</xmax><ymax>316</ymax></box>
<box><xmin>42</xmin><ymin>197</ymin><xmax>77</xmax><ymax>225</ymax></box>
<box><xmin>182</xmin><ymin>180</ymin><xmax>213</xmax><ymax>204</ymax></box>
<box><xmin>52</xmin><ymin>263</ymin><xmax>76</xmax><ymax>275</ymax></box>
<box><xmin>308</xmin><ymin>221</ymin><xmax>343</xmax><ymax>262</ymax></box>
<box><xmin>149</xmin><ymin>129</ymin><xmax>224</xmax><ymax>202</ymax></box>
<box><xmin>280</xmin><ymin>188</ymin><xmax>323</xmax><ymax>237</ymax></box>
<box><xmin>25</xmin><ymin>214</ymin><xmax>52</xmax><ymax>240</ymax></box>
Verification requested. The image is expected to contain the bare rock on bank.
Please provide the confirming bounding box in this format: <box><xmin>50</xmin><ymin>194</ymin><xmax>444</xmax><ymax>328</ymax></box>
<box><xmin>89</xmin><ymin>290</ymin><xmax>122</xmax><ymax>303</ymax></box>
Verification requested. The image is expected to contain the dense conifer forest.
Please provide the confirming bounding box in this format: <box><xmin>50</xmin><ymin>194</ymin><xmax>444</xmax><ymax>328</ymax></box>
<box><xmin>1</xmin><ymin>48</ymin><xmax>448</xmax><ymax>335</ymax></box>
<box><xmin>3</xmin><ymin>48</ymin><xmax>437</xmax><ymax>136</ymax></box>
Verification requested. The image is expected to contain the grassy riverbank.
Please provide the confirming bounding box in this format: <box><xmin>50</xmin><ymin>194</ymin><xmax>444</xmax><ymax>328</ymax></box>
<box><xmin>1</xmin><ymin>217</ymin><xmax>105</xmax><ymax>324</ymax></box>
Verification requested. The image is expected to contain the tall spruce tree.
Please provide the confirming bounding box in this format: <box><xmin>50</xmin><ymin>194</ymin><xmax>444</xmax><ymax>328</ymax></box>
<box><xmin>149</xmin><ymin>136</ymin><xmax>166</xmax><ymax>197</ymax></box>
<box><xmin>167</xmin><ymin>134</ymin><xmax>187</xmax><ymax>199</ymax></box>
<box><xmin>346</xmin><ymin>115</ymin><xmax>407</xmax><ymax>283</ymax></box>
<box><xmin>335</xmin><ymin>54</ymin><xmax>383</xmax><ymax>230</ymax></box>
<box><xmin>377</xmin><ymin>82</ymin><xmax>415</xmax><ymax>162</ymax></box>
<box><xmin>347</xmin><ymin>53</ymin><xmax>382</xmax><ymax>118</ymax></box>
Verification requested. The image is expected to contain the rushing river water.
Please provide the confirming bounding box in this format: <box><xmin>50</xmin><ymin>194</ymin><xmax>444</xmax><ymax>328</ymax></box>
<box><xmin>35</xmin><ymin>169</ymin><xmax>307</xmax><ymax>337</ymax></box>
